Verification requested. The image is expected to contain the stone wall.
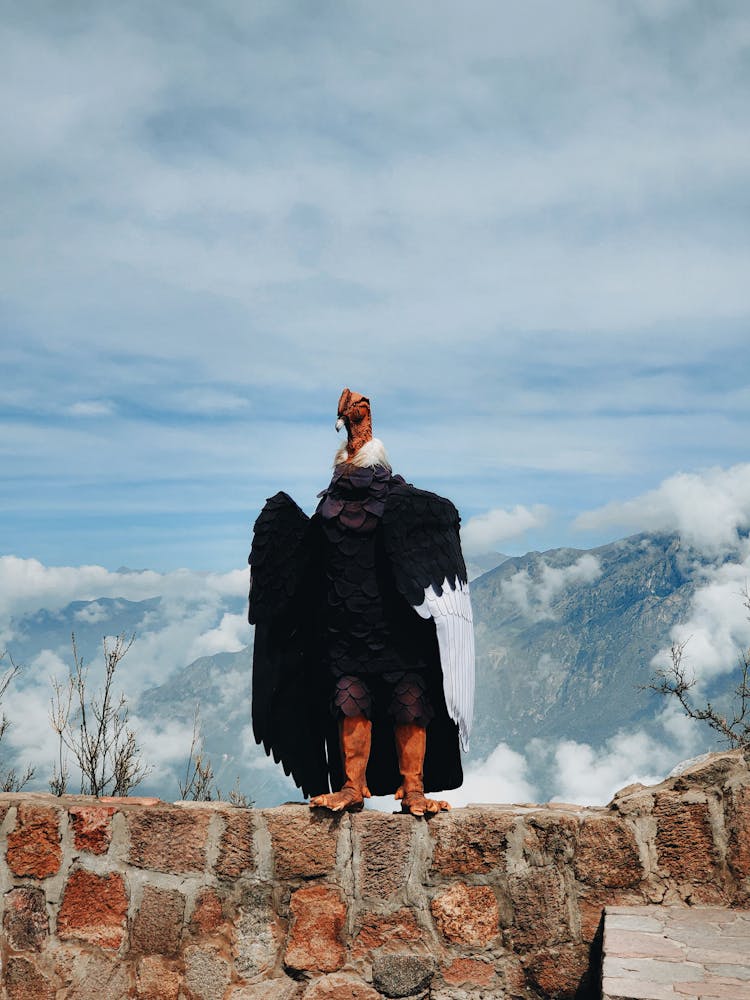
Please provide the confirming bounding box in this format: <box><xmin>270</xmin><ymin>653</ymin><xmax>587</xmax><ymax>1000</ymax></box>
<box><xmin>0</xmin><ymin>751</ymin><xmax>748</xmax><ymax>999</ymax></box>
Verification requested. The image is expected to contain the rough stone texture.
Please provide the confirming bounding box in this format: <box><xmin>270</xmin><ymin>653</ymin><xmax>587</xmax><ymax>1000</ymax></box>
<box><xmin>131</xmin><ymin>885</ymin><xmax>185</xmax><ymax>955</ymax></box>
<box><xmin>575</xmin><ymin>816</ymin><xmax>644</xmax><ymax>889</ymax></box>
<box><xmin>372</xmin><ymin>953</ymin><xmax>435</xmax><ymax>997</ymax></box>
<box><xmin>69</xmin><ymin>804</ymin><xmax>115</xmax><ymax>854</ymax></box>
<box><xmin>65</xmin><ymin>951</ymin><xmax>133</xmax><ymax>1000</ymax></box>
<box><xmin>190</xmin><ymin>887</ymin><xmax>225</xmax><ymax>934</ymax></box>
<box><xmin>4</xmin><ymin>956</ymin><xmax>56</xmax><ymax>1000</ymax></box>
<box><xmin>3</xmin><ymin>886</ymin><xmax>49</xmax><ymax>951</ymax></box>
<box><xmin>6</xmin><ymin>804</ymin><xmax>62</xmax><ymax>878</ymax></box>
<box><xmin>430</xmin><ymin>883</ymin><xmax>499</xmax><ymax>946</ymax></box>
<box><xmin>0</xmin><ymin>752</ymin><xmax>748</xmax><ymax>1000</ymax></box>
<box><xmin>183</xmin><ymin>945</ymin><xmax>231</xmax><ymax>1000</ymax></box>
<box><xmin>265</xmin><ymin>805</ymin><xmax>339</xmax><ymax>880</ymax></box>
<box><xmin>352</xmin><ymin>908</ymin><xmax>422</xmax><ymax>957</ymax></box>
<box><xmin>127</xmin><ymin>806</ymin><xmax>210</xmax><ymax>873</ymax></box>
<box><xmin>302</xmin><ymin>974</ymin><xmax>380</xmax><ymax>999</ymax></box>
<box><xmin>442</xmin><ymin>957</ymin><xmax>496</xmax><ymax>987</ymax></box>
<box><xmin>654</xmin><ymin>794</ymin><xmax>720</xmax><ymax>884</ymax></box>
<box><xmin>508</xmin><ymin>866</ymin><xmax>570</xmax><ymax>949</ymax></box>
<box><xmin>232</xmin><ymin>881</ymin><xmax>280</xmax><ymax>978</ymax></box>
<box><xmin>215</xmin><ymin>808</ymin><xmax>256</xmax><ymax>878</ymax></box>
<box><xmin>57</xmin><ymin>869</ymin><xmax>128</xmax><ymax>949</ymax></box>
<box><xmin>352</xmin><ymin>810</ymin><xmax>412</xmax><ymax>898</ymax></box>
<box><xmin>285</xmin><ymin>884</ymin><xmax>347</xmax><ymax>973</ymax></box>
<box><xmin>135</xmin><ymin>956</ymin><xmax>182</xmax><ymax>1000</ymax></box>
<box><xmin>431</xmin><ymin>807</ymin><xmax>515</xmax><ymax>875</ymax></box>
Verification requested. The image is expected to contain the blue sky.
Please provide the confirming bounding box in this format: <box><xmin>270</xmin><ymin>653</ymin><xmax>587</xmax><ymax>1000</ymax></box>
<box><xmin>2</xmin><ymin>1</ymin><xmax>749</xmax><ymax>572</ymax></box>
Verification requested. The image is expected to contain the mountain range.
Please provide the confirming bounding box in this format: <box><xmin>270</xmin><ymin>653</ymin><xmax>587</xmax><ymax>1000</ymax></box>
<box><xmin>4</xmin><ymin>531</ymin><xmax>734</xmax><ymax>805</ymax></box>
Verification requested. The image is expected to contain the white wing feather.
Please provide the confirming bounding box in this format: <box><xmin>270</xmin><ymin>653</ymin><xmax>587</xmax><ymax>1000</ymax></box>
<box><xmin>414</xmin><ymin>577</ymin><xmax>474</xmax><ymax>751</ymax></box>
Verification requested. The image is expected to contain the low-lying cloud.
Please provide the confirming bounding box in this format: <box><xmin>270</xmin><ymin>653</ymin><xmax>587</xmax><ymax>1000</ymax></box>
<box><xmin>461</xmin><ymin>504</ymin><xmax>549</xmax><ymax>555</ymax></box>
<box><xmin>501</xmin><ymin>553</ymin><xmax>601</xmax><ymax>621</ymax></box>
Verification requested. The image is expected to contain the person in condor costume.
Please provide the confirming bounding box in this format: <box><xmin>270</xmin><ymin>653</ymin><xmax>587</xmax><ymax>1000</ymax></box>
<box><xmin>248</xmin><ymin>389</ymin><xmax>474</xmax><ymax>815</ymax></box>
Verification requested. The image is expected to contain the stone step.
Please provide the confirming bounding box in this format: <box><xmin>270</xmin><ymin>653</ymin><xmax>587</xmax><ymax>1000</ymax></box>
<box><xmin>602</xmin><ymin>904</ymin><xmax>750</xmax><ymax>1000</ymax></box>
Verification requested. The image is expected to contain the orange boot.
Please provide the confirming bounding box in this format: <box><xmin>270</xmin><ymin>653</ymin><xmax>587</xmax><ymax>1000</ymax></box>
<box><xmin>394</xmin><ymin>723</ymin><xmax>450</xmax><ymax>816</ymax></box>
<box><xmin>310</xmin><ymin>715</ymin><xmax>372</xmax><ymax>812</ymax></box>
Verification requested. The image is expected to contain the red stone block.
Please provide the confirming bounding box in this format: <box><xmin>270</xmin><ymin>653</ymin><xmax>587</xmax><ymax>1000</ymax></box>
<box><xmin>69</xmin><ymin>805</ymin><xmax>115</xmax><ymax>855</ymax></box>
<box><xmin>574</xmin><ymin>816</ymin><xmax>643</xmax><ymax>889</ymax></box>
<box><xmin>127</xmin><ymin>807</ymin><xmax>209</xmax><ymax>874</ymax></box>
<box><xmin>190</xmin><ymin>888</ymin><xmax>225</xmax><ymax>934</ymax></box>
<box><xmin>526</xmin><ymin>944</ymin><xmax>591</xmax><ymax>999</ymax></box>
<box><xmin>57</xmin><ymin>869</ymin><xmax>129</xmax><ymax>949</ymax></box>
<box><xmin>4</xmin><ymin>956</ymin><xmax>56</xmax><ymax>1000</ymax></box>
<box><xmin>524</xmin><ymin>813</ymin><xmax>578</xmax><ymax>865</ymax></box>
<box><xmin>135</xmin><ymin>956</ymin><xmax>182</xmax><ymax>1000</ymax></box>
<box><xmin>727</xmin><ymin>786</ymin><xmax>750</xmax><ymax>882</ymax></box>
<box><xmin>431</xmin><ymin>808</ymin><xmax>516</xmax><ymax>875</ymax></box>
<box><xmin>215</xmin><ymin>809</ymin><xmax>256</xmax><ymax>879</ymax></box>
<box><xmin>131</xmin><ymin>885</ymin><xmax>185</xmax><ymax>955</ymax></box>
<box><xmin>6</xmin><ymin>804</ymin><xmax>62</xmax><ymax>878</ymax></box>
<box><xmin>442</xmin><ymin>957</ymin><xmax>495</xmax><ymax>987</ymax></box>
<box><xmin>654</xmin><ymin>794</ymin><xmax>720</xmax><ymax>882</ymax></box>
<box><xmin>284</xmin><ymin>884</ymin><xmax>346</xmax><ymax>973</ymax></box>
<box><xmin>265</xmin><ymin>806</ymin><xmax>339</xmax><ymax>880</ymax></box>
<box><xmin>352</xmin><ymin>908</ymin><xmax>422</xmax><ymax>958</ymax></box>
<box><xmin>430</xmin><ymin>883</ymin><xmax>499</xmax><ymax>946</ymax></box>
<box><xmin>302</xmin><ymin>974</ymin><xmax>380</xmax><ymax>999</ymax></box>
<box><xmin>508</xmin><ymin>867</ymin><xmax>569</xmax><ymax>949</ymax></box>
<box><xmin>352</xmin><ymin>811</ymin><xmax>412</xmax><ymax>898</ymax></box>
<box><xmin>3</xmin><ymin>886</ymin><xmax>49</xmax><ymax>951</ymax></box>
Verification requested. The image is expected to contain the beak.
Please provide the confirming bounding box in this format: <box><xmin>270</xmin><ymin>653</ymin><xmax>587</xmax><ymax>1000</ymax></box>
<box><xmin>336</xmin><ymin>417</ymin><xmax>344</xmax><ymax>432</ymax></box>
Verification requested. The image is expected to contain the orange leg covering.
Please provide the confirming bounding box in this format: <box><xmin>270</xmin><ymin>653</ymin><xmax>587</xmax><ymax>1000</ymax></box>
<box><xmin>309</xmin><ymin>715</ymin><xmax>372</xmax><ymax>812</ymax></box>
<box><xmin>394</xmin><ymin>723</ymin><xmax>450</xmax><ymax>816</ymax></box>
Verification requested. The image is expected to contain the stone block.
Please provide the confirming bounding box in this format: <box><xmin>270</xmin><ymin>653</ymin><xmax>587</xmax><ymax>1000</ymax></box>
<box><xmin>215</xmin><ymin>808</ymin><xmax>256</xmax><ymax>878</ymax></box>
<box><xmin>302</xmin><ymin>974</ymin><xmax>380</xmax><ymax>999</ymax></box>
<box><xmin>265</xmin><ymin>805</ymin><xmax>339</xmax><ymax>880</ymax></box>
<box><xmin>524</xmin><ymin>812</ymin><xmax>578</xmax><ymax>865</ymax></box>
<box><xmin>654</xmin><ymin>795</ymin><xmax>720</xmax><ymax>882</ymax></box>
<box><xmin>441</xmin><ymin>957</ymin><xmax>495</xmax><ymax>987</ymax></box>
<box><xmin>372</xmin><ymin>954</ymin><xmax>435</xmax><ymax>998</ymax></box>
<box><xmin>508</xmin><ymin>866</ymin><xmax>569</xmax><ymax>949</ymax></box>
<box><xmin>190</xmin><ymin>887</ymin><xmax>225</xmax><ymax>934</ymax></box>
<box><xmin>352</xmin><ymin>811</ymin><xmax>412</xmax><ymax>898</ymax></box>
<box><xmin>183</xmin><ymin>945</ymin><xmax>231</xmax><ymax>1000</ymax></box>
<box><xmin>284</xmin><ymin>884</ymin><xmax>346</xmax><ymax>973</ymax></box>
<box><xmin>430</xmin><ymin>808</ymin><xmax>515</xmax><ymax>875</ymax></box>
<box><xmin>3</xmin><ymin>886</ymin><xmax>48</xmax><ymax>951</ymax></box>
<box><xmin>131</xmin><ymin>885</ymin><xmax>185</xmax><ymax>955</ymax></box>
<box><xmin>4</xmin><ymin>956</ymin><xmax>56</xmax><ymax>1000</ymax></box>
<box><xmin>65</xmin><ymin>951</ymin><xmax>133</xmax><ymax>1000</ymax></box>
<box><xmin>430</xmin><ymin>883</ymin><xmax>499</xmax><ymax>946</ymax></box>
<box><xmin>57</xmin><ymin>869</ymin><xmax>128</xmax><ymax>949</ymax></box>
<box><xmin>526</xmin><ymin>944</ymin><xmax>591</xmax><ymax>998</ymax></box>
<box><xmin>135</xmin><ymin>956</ymin><xmax>182</xmax><ymax>1000</ymax></box>
<box><xmin>575</xmin><ymin>816</ymin><xmax>643</xmax><ymax>888</ymax></box>
<box><xmin>6</xmin><ymin>804</ymin><xmax>62</xmax><ymax>878</ymax></box>
<box><xmin>352</xmin><ymin>908</ymin><xmax>422</xmax><ymax>957</ymax></box>
<box><xmin>727</xmin><ymin>786</ymin><xmax>750</xmax><ymax>882</ymax></box>
<box><xmin>69</xmin><ymin>804</ymin><xmax>116</xmax><ymax>854</ymax></box>
<box><xmin>127</xmin><ymin>806</ymin><xmax>209</xmax><ymax>873</ymax></box>
<box><xmin>228</xmin><ymin>980</ymin><xmax>300</xmax><ymax>999</ymax></box>
<box><xmin>232</xmin><ymin>882</ymin><xmax>281</xmax><ymax>979</ymax></box>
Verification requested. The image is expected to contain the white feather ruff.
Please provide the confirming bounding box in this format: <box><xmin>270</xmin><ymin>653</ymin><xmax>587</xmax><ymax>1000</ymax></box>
<box><xmin>414</xmin><ymin>577</ymin><xmax>475</xmax><ymax>751</ymax></box>
<box><xmin>334</xmin><ymin>437</ymin><xmax>391</xmax><ymax>470</ymax></box>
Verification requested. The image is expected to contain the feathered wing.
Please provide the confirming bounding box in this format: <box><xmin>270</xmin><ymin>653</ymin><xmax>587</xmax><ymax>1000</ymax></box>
<box><xmin>248</xmin><ymin>492</ymin><xmax>330</xmax><ymax>797</ymax></box>
<box><xmin>382</xmin><ymin>483</ymin><xmax>475</xmax><ymax>751</ymax></box>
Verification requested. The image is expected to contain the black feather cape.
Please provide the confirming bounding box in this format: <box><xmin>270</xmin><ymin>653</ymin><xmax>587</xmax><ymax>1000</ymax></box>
<box><xmin>248</xmin><ymin>464</ymin><xmax>468</xmax><ymax>798</ymax></box>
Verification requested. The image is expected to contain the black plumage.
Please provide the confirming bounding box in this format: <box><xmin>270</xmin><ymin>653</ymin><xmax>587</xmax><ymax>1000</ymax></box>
<box><xmin>248</xmin><ymin>462</ymin><xmax>470</xmax><ymax>798</ymax></box>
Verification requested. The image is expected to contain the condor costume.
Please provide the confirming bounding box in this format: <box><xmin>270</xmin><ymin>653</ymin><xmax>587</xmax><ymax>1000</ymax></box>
<box><xmin>248</xmin><ymin>389</ymin><xmax>475</xmax><ymax>815</ymax></box>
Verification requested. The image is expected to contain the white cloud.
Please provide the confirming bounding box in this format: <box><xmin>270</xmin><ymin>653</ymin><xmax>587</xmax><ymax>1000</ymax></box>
<box><xmin>461</xmin><ymin>504</ymin><xmax>549</xmax><ymax>554</ymax></box>
<box><xmin>449</xmin><ymin>742</ymin><xmax>538</xmax><ymax>806</ymax></box>
<box><xmin>501</xmin><ymin>553</ymin><xmax>602</xmax><ymax>620</ymax></box>
<box><xmin>189</xmin><ymin>613</ymin><xmax>248</xmax><ymax>660</ymax></box>
<box><xmin>67</xmin><ymin>400</ymin><xmax>115</xmax><ymax>417</ymax></box>
<box><xmin>576</xmin><ymin>464</ymin><xmax>750</xmax><ymax>556</ymax></box>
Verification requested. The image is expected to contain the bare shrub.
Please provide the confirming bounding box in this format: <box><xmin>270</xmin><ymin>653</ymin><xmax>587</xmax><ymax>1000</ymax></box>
<box><xmin>0</xmin><ymin>652</ymin><xmax>35</xmax><ymax>792</ymax></box>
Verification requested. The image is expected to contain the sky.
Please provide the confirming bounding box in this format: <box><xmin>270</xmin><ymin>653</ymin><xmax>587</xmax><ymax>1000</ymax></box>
<box><xmin>2</xmin><ymin>0</ymin><xmax>750</xmax><ymax>575</ymax></box>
